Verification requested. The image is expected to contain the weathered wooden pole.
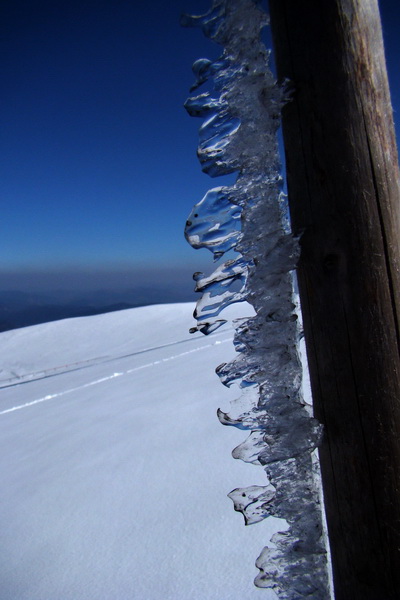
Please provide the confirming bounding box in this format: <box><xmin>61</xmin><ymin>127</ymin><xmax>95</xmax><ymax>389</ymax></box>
<box><xmin>268</xmin><ymin>1</ymin><xmax>400</xmax><ymax>598</ymax></box>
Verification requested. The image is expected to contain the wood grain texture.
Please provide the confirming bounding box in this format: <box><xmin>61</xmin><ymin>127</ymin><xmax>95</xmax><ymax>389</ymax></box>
<box><xmin>268</xmin><ymin>1</ymin><xmax>400</xmax><ymax>598</ymax></box>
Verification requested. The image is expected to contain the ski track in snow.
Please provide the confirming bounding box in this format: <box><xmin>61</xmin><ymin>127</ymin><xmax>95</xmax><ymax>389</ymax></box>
<box><xmin>0</xmin><ymin>336</ymin><xmax>232</xmax><ymax>416</ymax></box>
<box><xmin>0</xmin><ymin>329</ymin><xmax>229</xmax><ymax>389</ymax></box>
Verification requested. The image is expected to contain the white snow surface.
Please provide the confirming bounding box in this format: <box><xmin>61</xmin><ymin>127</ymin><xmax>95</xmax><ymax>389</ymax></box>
<box><xmin>0</xmin><ymin>302</ymin><xmax>283</xmax><ymax>600</ymax></box>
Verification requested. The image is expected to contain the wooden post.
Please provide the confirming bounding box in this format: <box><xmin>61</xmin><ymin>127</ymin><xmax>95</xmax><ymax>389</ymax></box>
<box><xmin>268</xmin><ymin>1</ymin><xmax>400</xmax><ymax>598</ymax></box>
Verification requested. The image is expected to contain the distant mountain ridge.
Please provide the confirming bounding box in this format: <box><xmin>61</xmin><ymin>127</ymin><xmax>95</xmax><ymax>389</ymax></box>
<box><xmin>0</xmin><ymin>286</ymin><xmax>196</xmax><ymax>332</ymax></box>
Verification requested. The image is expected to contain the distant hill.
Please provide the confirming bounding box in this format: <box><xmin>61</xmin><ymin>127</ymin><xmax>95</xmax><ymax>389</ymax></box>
<box><xmin>0</xmin><ymin>286</ymin><xmax>197</xmax><ymax>332</ymax></box>
<box><xmin>0</xmin><ymin>301</ymin><xmax>137</xmax><ymax>332</ymax></box>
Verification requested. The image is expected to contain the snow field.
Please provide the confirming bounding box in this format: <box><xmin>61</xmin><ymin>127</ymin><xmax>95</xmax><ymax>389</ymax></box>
<box><xmin>0</xmin><ymin>303</ymin><xmax>283</xmax><ymax>599</ymax></box>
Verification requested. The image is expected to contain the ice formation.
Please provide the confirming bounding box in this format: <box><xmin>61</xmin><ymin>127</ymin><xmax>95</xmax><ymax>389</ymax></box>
<box><xmin>183</xmin><ymin>1</ymin><xmax>331</xmax><ymax>598</ymax></box>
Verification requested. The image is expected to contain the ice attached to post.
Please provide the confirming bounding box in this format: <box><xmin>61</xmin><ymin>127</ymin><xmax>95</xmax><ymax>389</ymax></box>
<box><xmin>183</xmin><ymin>1</ymin><xmax>331</xmax><ymax>598</ymax></box>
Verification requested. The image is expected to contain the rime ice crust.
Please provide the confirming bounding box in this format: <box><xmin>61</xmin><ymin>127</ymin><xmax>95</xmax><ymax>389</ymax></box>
<box><xmin>183</xmin><ymin>1</ymin><xmax>330</xmax><ymax>598</ymax></box>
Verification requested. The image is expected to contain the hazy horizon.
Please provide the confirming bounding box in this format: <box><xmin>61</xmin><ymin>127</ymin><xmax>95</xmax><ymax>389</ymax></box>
<box><xmin>0</xmin><ymin>262</ymin><xmax>209</xmax><ymax>293</ymax></box>
<box><xmin>1</xmin><ymin>0</ymin><xmax>399</xmax><ymax>327</ymax></box>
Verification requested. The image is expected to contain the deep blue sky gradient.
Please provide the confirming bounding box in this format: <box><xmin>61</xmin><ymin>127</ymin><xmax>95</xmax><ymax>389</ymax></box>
<box><xmin>1</xmin><ymin>0</ymin><xmax>399</xmax><ymax>293</ymax></box>
<box><xmin>1</xmin><ymin>0</ymin><xmax>220</xmax><ymax>293</ymax></box>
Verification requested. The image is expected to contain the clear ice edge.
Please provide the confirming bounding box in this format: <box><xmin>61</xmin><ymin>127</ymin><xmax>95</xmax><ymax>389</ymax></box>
<box><xmin>183</xmin><ymin>1</ymin><xmax>331</xmax><ymax>598</ymax></box>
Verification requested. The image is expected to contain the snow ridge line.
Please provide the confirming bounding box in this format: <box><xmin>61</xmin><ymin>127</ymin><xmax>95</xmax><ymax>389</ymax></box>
<box><xmin>0</xmin><ymin>338</ymin><xmax>230</xmax><ymax>416</ymax></box>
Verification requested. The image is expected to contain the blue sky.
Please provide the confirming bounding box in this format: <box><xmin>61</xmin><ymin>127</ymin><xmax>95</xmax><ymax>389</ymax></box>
<box><xmin>1</xmin><ymin>0</ymin><xmax>399</xmax><ymax>293</ymax></box>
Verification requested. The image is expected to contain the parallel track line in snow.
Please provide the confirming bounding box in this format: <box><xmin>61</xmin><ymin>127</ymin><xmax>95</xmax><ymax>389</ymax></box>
<box><xmin>0</xmin><ymin>338</ymin><xmax>232</xmax><ymax>416</ymax></box>
<box><xmin>0</xmin><ymin>330</ymin><xmax>234</xmax><ymax>390</ymax></box>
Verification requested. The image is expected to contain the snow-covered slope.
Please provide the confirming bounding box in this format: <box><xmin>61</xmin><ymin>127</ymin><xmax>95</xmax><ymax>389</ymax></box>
<box><xmin>0</xmin><ymin>303</ymin><xmax>284</xmax><ymax>600</ymax></box>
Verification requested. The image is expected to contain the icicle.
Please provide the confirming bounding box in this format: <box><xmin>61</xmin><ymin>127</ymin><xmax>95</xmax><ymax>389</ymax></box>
<box><xmin>182</xmin><ymin>1</ymin><xmax>331</xmax><ymax>598</ymax></box>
